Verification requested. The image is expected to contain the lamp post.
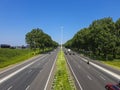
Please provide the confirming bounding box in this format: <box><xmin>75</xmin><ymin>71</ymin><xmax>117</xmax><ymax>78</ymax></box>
<box><xmin>61</xmin><ymin>26</ymin><xmax>63</xmax><ymax>49</ymax></box>
<box><xmin>60</xmin><ymin>26</ymin><xmax>63</xmax><ymax>61</ymax></box>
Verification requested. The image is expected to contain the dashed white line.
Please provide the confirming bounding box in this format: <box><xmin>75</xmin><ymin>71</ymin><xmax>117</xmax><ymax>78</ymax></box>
<box><xmin>28</xmin><ymin>70</ymin><xmax>32</xmax><ymax>73</ymax></box>
<box><xmin>40</xmin><ymin>69</ymin><xmax>43</xmax><ymax>72</ymax></box>
<box><xmin>0</xmin><ymin>55</ymin><xmax>42</xmax><ymax>75</ymax></box>
<box><xmin>7</xmin><ymin>86</ymin><xmax>13</xmax><ymax>90</ymax></box>
<box><xmin>0</xmin><ymin>62</ymin><xmax>35</xmax><ymax>84</ymax></box>
<box><xmin>25</xmin><ymin>85</ymin><xmax>30</xmax><ymax>90</ymax></box>
<box><xmin>87</xmin><ymin>75</ymin><xmax>92</xmax><ymax>80</ymax></box>
<box><xmin>100</xmin><ymin>76</ymin><xmax>106</xmax><ymax>80</ymax></box>
<box><xmin>0</xmin><ymin>55</ymin><xmax>47</xmax><ymax>84</ymax></box>
<box><xmin>78</xmin><ymin>55</ymin><xmax>120</xmax><ymax>80</ymax></box>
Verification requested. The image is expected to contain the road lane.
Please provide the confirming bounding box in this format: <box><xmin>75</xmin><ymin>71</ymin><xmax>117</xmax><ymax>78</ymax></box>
<box><xmin>66</xmin><ymin>55</ymin><xmax>106</xmax><ymax>90</ymax></box>
<box><xmin>29</xmin><ymin>50</ymin><xmax>58</xmax><ymax>90</ymax></box>
<box><xmin>64</xmin><ymin>49</ymin><xmax>120</xmax><ymax>90</ymax></box>
<box><xmin>75</xmin><ymin>54</ymin><xmax>120</xmax><ymax>81</ymax></box>
<box><xmin>0</xmin><ymin>48</ymin><xmax>59</xmax><ymax>90</ymax></box>
<box><xmin>0</xmin><ymin>54</ymin><xmax>48</xmax><ymax>79</ymax></box>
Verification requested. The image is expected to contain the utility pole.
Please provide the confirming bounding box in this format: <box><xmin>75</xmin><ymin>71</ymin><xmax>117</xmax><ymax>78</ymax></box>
<box><xmin>61</xmin><ymin>26</ymin><xmax>63</xmax><ymax>49</ymax></box>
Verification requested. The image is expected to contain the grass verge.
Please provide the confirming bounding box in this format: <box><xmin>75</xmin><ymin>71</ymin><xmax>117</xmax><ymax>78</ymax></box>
<box><xmin>0</xmin><ymin>48</ymin><xmax>34</xmax><ymax>68</ymax></box>
<box><xmin>101</xmin><ymin>59</ymin><xmax>120</xmax><ymax>70</ymax></box>
<box><xmin>52</xmin><ymin>50</ymin><xmax>76</xmax><ymax>90</ymax></box>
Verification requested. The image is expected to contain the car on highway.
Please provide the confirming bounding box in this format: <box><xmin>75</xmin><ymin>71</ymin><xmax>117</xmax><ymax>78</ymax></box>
<box><xmin>105</xmin><ymin>83</ymin><xmax>120</xmax><ymax>90</ymax></box>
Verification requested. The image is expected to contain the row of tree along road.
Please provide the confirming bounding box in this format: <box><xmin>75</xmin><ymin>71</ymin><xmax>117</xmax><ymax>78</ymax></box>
<box><xmin>64</xmin><ymin>17</ymin><xmax>120</xmax><ymax>60</ymax></box>
<box><xmin>25</xmin><ymin>28</ymin><xmax>58</xmax><ymax>53</ymax></box>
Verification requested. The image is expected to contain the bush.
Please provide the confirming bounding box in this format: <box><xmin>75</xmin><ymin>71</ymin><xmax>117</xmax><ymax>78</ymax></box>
<box><xmin>107</xmin><ymin>54</ymin><xmax>114</xmax><ymax>60</ymax></box>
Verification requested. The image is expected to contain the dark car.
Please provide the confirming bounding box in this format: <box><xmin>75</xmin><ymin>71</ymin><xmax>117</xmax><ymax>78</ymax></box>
<box><xmin>69</xmin><ymin>53</ymin><xmax>71</xmax><ymax>55</ymax></box>
<box><xmin>105</xmin><ymin>83</ymin><xmax>120</xmax><ymax>90</ymax></box>
<box><xmin>73</xmin><ymin>53</ymin><xmax>75</xmax><ymax>55</ymax></box>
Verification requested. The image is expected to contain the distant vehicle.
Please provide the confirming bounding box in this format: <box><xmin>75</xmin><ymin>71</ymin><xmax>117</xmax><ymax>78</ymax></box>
<box><xmin>73</xmin><ymin>52</ymin><xmax>75</xmax><ymax>55</ymax></box>
<box><xmin>69</xmin><ymin>53</ymin><xmax>71</xmax><ymax>55</ymax></box>
<box><xmin>68</xmin><ymin>49</ymin><xmax>71</xmax><ymax>52</ymax></box>
<box><xmin>64</xmin><ymin>49</ymin><xmax>71</xmax><ymax>55</ymax></box>
<box><xmin>105</xmin><ymin>83</ymin><xmax>120</xmax><ymax>90</ymax></box>
<box><xmin>64</xmin><ymin>51</ymin><xmax>67</xmax><ymax>55</ymax></box>
<box><xmin>68</xmin><ymin>49</ymin><xmax>72</xmax><ymax>55</ymax></box>
<box><xmin>87</xmin><ymin>60</ymin><xmax>89</xmax><ymax>64</ymax></box>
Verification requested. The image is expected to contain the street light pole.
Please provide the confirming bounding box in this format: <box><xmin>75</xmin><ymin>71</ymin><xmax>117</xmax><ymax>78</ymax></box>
<box><xmin>61</xmin><ymin>26</ymin><xmax>63</xmax><ymax>49</ymax></box>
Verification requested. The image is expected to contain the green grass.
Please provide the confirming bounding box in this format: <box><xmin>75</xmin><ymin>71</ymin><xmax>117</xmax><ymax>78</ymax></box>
<box><xmin>0</xmin><ymin>48</ymin><xmax>34</xmax><ymax>68</ymax></box>
<box><xmin>52</xmin><ymin>50</ymin><xmax>76</xmax><ymax>90</ymax></box>
<box><xmin>102</xmin><ymin>59</ymin><xmax>120</xmax><ymax>69</ymax></box>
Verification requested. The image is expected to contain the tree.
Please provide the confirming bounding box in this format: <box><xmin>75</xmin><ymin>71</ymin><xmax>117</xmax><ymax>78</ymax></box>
<box><xmin>25</xmin><ymin>28</ymin><xmax>58</xmax><ymax>52</ymax></box>
<box><xmin>65</xmin><ymin>17</ymin><xmax>120</xmax><ymax>60</ymax></box>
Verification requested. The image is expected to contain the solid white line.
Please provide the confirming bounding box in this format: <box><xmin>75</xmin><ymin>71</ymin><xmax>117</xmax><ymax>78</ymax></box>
<box><xmin>0</xmin><ymin>55</ymin><xmax>42</xmax><ymax>75</ymax></box>
<box><xmin>87</xmin><ymin>75</ymin><xmax>92</xmax><ymax>80</ymax></box>
<box><xmin>65</xmin><ymin>56</ymin><xmax>83</xmax><ymax>90</ymax></box>
<box><xmin>0</xmin><ymin>55</ymin><xmax>47</xmax><ymax>84</ymax></box>
<box><xmin>100</xmin><ymin>76</ymin><xmax>106</xmax><ymax>80</ymax></box>
<box><xmin>0</xmin><ymin>62</ymin><xmax>34</xmax><ymax>84</ymax></box>
<box><xmin>7</xmin><ymin>86</ymin><xmax>13</xmax><ymax>90</ymax></box>
<box><xmin>25</xmin><ymin>85</ymin><xmax>30</xmax><ymax>90</ymax></box>
<box><xmin>78</xmin><ymin>55</ymin><xmax>120</xmax><ymax>80</ymax></box>
<box><xmin>44</xmin><ymin>54</ymin><xmax>58</xmax><ymax>90</ymax></box>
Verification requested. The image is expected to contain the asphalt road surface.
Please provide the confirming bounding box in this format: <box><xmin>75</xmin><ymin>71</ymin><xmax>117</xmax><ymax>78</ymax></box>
<box><xmin>0</xmin><ymin>48</ymin><xmax>59</xmax><ymax>90</ymax></box>
<box><xmin>64</xmin><ymin>48</ymin><xmax>120</xmax><ymax>90</ymax></box>
<box><xmin>0</xmin><ymin>47</ymin><xmax>120</xmax><ymax>90</ymax></box>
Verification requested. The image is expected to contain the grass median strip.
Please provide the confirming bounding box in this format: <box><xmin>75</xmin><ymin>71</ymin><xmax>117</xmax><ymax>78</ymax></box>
<box><xmin>52</xmin><ymin>50</ymin><xmax>76</xmax><ymax>90</ymax></box>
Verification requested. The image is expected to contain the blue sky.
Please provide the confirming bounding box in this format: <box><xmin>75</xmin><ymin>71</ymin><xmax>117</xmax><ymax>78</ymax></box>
<box><xmin>0</xmin><ymin>0</ymin><xmax>120</xmax><ymax>45</ymax></box>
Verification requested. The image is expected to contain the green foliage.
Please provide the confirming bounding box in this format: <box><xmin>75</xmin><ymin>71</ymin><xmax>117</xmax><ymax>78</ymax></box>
<box><xmin>25</xmin><ymin>28</ymin><xmax>58</xmax><ymax>51</ymax></box>
<box><xmin>64</xmin><ymin>17</ymin><xmax>120</xmax><ymax>60</ymax></box>
<box><xmin>102</xmin><ymin>60</ymin><xmax>120</xmax><ymax>69</ymax></box>
<box><xmin>0</xmin><ymin>48</ymin><xmax>34</xmax><ymax>68</ymax></box>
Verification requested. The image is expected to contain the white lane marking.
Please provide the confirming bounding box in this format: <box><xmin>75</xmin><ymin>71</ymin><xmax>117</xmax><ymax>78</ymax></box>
<box><xmin>78</xmin><ymin>56</ymin><xmax>120</xmax><ymax>80</ymax></box>
<box><xmin>0</xmin><ymin>55</ymin><xmax>47</xmax><ymax>84</ymax></box>
<box><xmin>44</xmin><ymin>55</ymin><xmax>58</xmax><ymax>90</ymax></box>
<box><xmin>28</xmin><ymin>70</ymin><xmax>32</xmax><ymax>73</ymax></box>
<box><xmin>40</xmin><ymin>69</ymin><xmax>43</xmax><ymax>72</ymax></box>
<box><xmin>7</xmin><ymin>86</ymin><xmax>13</xmax><ymax>90</ymax></box>
<box><xmin>0</xmin><ymin>62</ymin><xmax>34</xmax><ymax>84</ymax></box>
<box><xmin>25</xmin><ymin>85</ymin><xmax>30</xmax><ymax>90</ymax></box>
<box><xmin>87</xmin><ymin>75</ymin><xmax>92</xmax><ymax>80</ymax></box>
<box><xmin>65</xmin><ymin>56</ymin><xmax>83</xmax><ymax>90</ymax></box>
<box><xmin>0</xmin><ymin>55</ymin><xmax>43</xmax><ymax>75</ymax></box>
<box><xmin>100</xmin><ymin>76</ymin><xmax>106</xmax><ymax>80</ymax></box>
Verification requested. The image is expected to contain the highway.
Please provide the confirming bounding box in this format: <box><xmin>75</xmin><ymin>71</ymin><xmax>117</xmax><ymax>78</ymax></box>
<box><xmin>64</xmin><ymin>48</ymin><xmax>120</xmax><ymax>90</ymax></box>
<box><xmin>0</xmin><ymin>48</ymin><xmax>59</xmax><ymax>90</ymax></box>
<box><xmin>0</xmin><ymin>47</ymin><xmax>120</xmax><ymax>90</ymax></box>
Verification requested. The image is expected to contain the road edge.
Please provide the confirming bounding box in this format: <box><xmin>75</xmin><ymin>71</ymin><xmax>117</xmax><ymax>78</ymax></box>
<box><xmin>44</xmin><ymin>53</ymin><xmax>58</xmax><ymax>90</ymax></box>
<box><xmin>65</xmin><ymin>55</ymin><xmax>83</xmax><ymax>90</ymax></box>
